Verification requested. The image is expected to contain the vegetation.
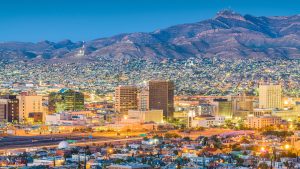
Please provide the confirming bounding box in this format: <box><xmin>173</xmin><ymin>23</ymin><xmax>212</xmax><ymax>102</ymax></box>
<box><xmin>164</xmin><ymin>132</ymin><xmax>182</xmax><ymax>139</ymax></box>
<box><xmin>261</xmin><ymin>131</ymin><xmax>294</xmax><ymax>138</ymax></box>
<box><xmin>258</xmin><ymin>162</ymin><xmax>269</xmax><ymax>169</ymax></box>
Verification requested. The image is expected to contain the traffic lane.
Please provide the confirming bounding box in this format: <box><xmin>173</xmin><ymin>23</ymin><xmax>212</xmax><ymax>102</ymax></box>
<box><xmin>0</xmin><ymin>136</ymin><xmax>117</xmax><ymax>149</ymax></box>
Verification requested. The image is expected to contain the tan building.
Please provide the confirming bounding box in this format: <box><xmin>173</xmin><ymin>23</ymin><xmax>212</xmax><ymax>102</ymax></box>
<box><xmin>259</xmin><ymin>83</ymin><xmax>282</xmax><ymax>109</ymax></box>
<box><xmin>272</xmin><ymin>110</ymin><xmax>299</xmax><ymax>122</ymax></box>
<box><xmin>124</xmin><ymin>110</ymin><xmax>164</xmax><ymax>123</ymax></box>
<box><xmin>148</xmin><ymin>80</ymin><xmax>174</xmax><ymax>119</ymax></box>
<box><xmin>236</xmin><ymin>93</ymin><xmax>254</xmax><ymax>111</ymax></box>
<box><xmin>17</xmin><ymin>95</ymin><xmax>43</xmax><ymax>123</ymax></box>
<box><xmin>252</xmin><ymin>108</ymin><xmax>272</xmax><ymax>117</ymax></box>
<box><xmin>137</xmin><ymin>89</ymin><xmax>149</xmax><ymax>111</ymax></box>
<box><xmin>0</xmin><ymin>104</ymin><xmax>5</xmax><ymax>122</ymax></box>
<box><xmin>114</xmin><ymin>86</ymin><xmax>138</xmax><ymax>115</ymax></box>
<box><xmin>246</xmin><ymin>115</ymin><xmax>281</xmax><ymax>129</ymax></box>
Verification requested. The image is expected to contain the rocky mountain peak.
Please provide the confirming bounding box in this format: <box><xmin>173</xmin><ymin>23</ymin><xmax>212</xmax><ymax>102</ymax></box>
<box><xmin>215</xmin><ymin>9</ymin><xmax>245</xmax><ymax>20</ymax></box>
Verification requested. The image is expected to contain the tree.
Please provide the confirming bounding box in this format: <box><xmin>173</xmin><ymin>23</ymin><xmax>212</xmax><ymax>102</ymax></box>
<box><xmin>224</xmin><ymin>119</ymin><xmax>235</xmax><ymax>129</ymax></box>
<box><xmin>20</xmin><ymin>152</ymin><xmax>28</xmax><ymax>166</ymax></box>
<box><xmin>173</xmin><ymin>150</ymin><xmax>179</xmax><ymax>156</ymax></box>
<box><xmin>283</xmin><ymin>161</ymin><xmax>296</xmax><ymax>169</ymax></box>
<box><xmin>258</xmin><ymin>162</ymin><xmax>269</xmax><ymax>169</ymax></box>
<box><xmin>235</xmin><ymin>157</ymin><xmax>244</xmax><ymax>166</ymax></box>
<box><xmin>183</xmin><ymin>137</ymin><xmax>191</xmax><ymax>142</ymax></box>
<box><xmin>239</xmin><ymin>136</ymin><xmax>250</xmax><ymax>144</ymax></box>
<box><xmin>210</xmin><ymin>135</ymin><xmax>222</xmax><ymax>149</ymax></box>
<box><xmin>164</xmin><ymin>132</ymin><xmax>181</xmax><ymax>139</ymax></box>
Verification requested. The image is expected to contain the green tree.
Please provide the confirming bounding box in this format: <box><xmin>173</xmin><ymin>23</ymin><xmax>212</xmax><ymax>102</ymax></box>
<box><xmin>258</xmin><ymin>162</ymin><xmax>269</xmax><ymax>169</ymax></box>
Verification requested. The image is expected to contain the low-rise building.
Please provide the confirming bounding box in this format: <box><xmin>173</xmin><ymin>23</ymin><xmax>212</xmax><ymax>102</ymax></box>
<box><xmin>122</xmin><ymin>110</ymin><xmax>163</xmax><ymax>124</ymax></box>
<box><xmin>191</xmin><ymin>116</ymin><xmax>225</xmax><ymax>128</ymax></box>
<box><xmin>246</xmin><ymin>115</ymin><xmax>281</xmax><ymax>129</ymax></box>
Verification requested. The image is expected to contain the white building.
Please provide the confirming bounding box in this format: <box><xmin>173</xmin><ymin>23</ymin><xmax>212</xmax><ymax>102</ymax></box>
<box><xmin>191</xmin><ymin>116</ymin><xmax>225</xmax><ymax>128</ymax></box>
<box><xmin>45</xmin><ymin>111</ymin><xmax>91</xmax><ymax>125</ymax></box>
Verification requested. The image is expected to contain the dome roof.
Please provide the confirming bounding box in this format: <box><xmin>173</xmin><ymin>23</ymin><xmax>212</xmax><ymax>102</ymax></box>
<box><xmin>58</xmin><ymin>141</ymin><xmax>70</xmax><ymax>149</ymax></box>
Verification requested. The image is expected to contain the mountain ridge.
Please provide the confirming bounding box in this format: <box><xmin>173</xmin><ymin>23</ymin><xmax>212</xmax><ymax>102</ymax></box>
<box><xmin>1</xmin><ymin>10</ymin><xmax>300</xmax><ymax>62</ymax></box>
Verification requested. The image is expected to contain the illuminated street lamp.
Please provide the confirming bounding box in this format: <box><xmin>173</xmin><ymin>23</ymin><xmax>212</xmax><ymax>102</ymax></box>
<box><xmin>284</xmin><ymin>144</ymin><xmax>290</xmax><ymax>150</ymax></box>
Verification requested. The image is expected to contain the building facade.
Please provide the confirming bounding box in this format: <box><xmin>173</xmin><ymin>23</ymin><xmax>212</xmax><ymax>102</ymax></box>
<box><xmin>0</xmin><ymin>95</ymin><xmax>19</xmax><ymax>123</ymax></box>
<box><xmin>148</xmin><ymin>80</ymin><xmax>174</xmax><ymax>119</ymax></box>
<box><xmin>137</xmin><ymin>89</ymin><xmax>149</xmax><ymax>111</ymax></box>
<box><xmin>213</xmin><ymin>99</ymin><xmax>233</xmax><ymax>118</ymax></box>
<box><xmin>17</xmin><ymin>94</ymin><xmax>43</xmax><ymax>123</ymax></box>
<box><xmin>115</xmin><ymin>86</ymin><xmax>138</xmax><ymax>115</ymax></box>
<box><xmin>246</xmin><ymin>115</ymin><xmax>281</xmax><ymax>129</ymax></box>
<box><xmin>259</xmin><ymin>83</ymin><xmax>282</xmax><ymax>109</ymax></box>
<box><xmin>49</xmin><ymin>89</ymin><xmax>84</xmax><ymax>114</ymax></box>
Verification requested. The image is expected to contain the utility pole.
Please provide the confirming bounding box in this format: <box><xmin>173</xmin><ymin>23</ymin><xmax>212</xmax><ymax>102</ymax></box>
<box><xmin>84</xmin><ymin>146</ymin><xmax>87</xmax><ymax>169</ymax></box>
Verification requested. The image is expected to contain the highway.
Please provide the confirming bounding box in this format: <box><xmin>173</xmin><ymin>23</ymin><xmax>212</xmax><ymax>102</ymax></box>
<box><xmin>0</xmin><ymin>134</ymin><xmax>142</xmax><ymax>154</ymax></box>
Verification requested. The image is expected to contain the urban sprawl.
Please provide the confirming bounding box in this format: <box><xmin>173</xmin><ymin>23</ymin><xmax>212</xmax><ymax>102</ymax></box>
<box><xmin>0</xmin><ymin>59</ymin><xmax>300</xmax><ymax>168</ymax></box>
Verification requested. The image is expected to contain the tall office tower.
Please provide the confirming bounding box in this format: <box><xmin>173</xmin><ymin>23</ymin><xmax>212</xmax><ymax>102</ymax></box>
<box><xmin>0</xmin><ymin>104</ymin><xmax>5</xmax><ymax>122</ymax></box>
<box><xmin>213</xmin><ymin>99</ymin><xmax>233</xmax><ymax>118</ymax></box>
<box><xmin>259</xmin><ymin>83</ymin><xmax>282</xmax><ymax>109</ymax></box>
<box><xmin>48</xmin><ymin>89</ymin><xmax>85</xmax><ymax>114</ymax></box>
<box><xmin>17</xmin><ymin>94</ymin><xmax>43</xmax><ymax>123</ymax></box>
<box><xmin>148</xmin><ymin>80</ymin><xmax>174</xmax><ymax>119</ymax></box>
<box><xmin>0</xmin><ymin>95</ymin><xmax>19</xmax><ymax>123</ymax></box>
<box><xmin>137</xmin><ymin>89</ymin><xmax>149</xmax><ymax>111</ymax></box>
<box><xmin>115</xmin><ymin>86</ymin><xmax>138</xmax><ymax>115</ymax></box>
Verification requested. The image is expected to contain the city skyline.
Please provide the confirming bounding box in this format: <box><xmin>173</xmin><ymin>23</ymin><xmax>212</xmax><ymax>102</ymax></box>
<box><xmin>1</xmin><ymin>1</ymin><xmax>300</xmax><ymax>168</ymax></box>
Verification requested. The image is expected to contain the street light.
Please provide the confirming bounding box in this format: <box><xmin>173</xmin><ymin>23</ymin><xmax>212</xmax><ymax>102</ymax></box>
<box><xmin>260</xmin><ymin>147</ymin><xmax>266</xmax><ymax>153</ymax></box>
<box><xmin>284</xmin><ymin>144</ymin><xmax>290</xmax><ymax>150</ymax></box>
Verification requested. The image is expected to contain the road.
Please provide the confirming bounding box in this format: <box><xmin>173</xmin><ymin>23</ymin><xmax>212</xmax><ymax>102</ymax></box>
<box><xmin>0</xmin><ymin>132</ymin><xmax>142</xmax><ymax>151</ymax></box>
<box><xmin>0</xmin><ymin>136</ymin><xmax>142</xmax><ymax>154</ymax></box>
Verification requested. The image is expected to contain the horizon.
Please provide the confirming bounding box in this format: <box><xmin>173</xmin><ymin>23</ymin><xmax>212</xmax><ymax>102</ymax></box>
<box><xmin>1</xmin><ymin>0</ymin><xmax>300</xmax><ymax>42</ymax></box>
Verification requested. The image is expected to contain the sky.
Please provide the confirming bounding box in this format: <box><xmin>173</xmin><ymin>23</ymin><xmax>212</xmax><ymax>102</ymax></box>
<box><xmin>1</xmin><ymin>0</ymin><xmax>300</xmax><ymax>42</ymax></box>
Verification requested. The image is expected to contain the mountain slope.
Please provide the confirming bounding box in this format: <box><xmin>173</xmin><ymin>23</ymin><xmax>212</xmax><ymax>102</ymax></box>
<box><xmin>1</xmin><ymin>10</ymin><xmax>300</xmax><ymax>62</ymax></box>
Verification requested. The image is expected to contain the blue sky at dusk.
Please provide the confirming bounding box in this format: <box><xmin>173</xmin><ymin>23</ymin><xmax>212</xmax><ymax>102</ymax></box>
<box><xmin>1</xmin><ymin>0</ymin><xmax>300</xmax><ymax>42</ymax></box>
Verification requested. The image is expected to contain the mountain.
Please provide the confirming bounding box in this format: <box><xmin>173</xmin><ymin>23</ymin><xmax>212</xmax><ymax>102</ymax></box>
<box><xmin>1</xmin><ymin>10</ymin><xmax>300</xmax><ymax>62</ymax></box>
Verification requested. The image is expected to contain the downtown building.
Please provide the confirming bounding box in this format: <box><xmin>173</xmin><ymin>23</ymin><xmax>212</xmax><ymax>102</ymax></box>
<box><xmin>259</xmin><ymin>83</ymin><xmax>282</xmax><ymax>109</ymax></box>
<box><xmin>0</xmin><ymin>95</ymin><xmax>19</xmax><ymax>123</ymax></box>
<box><xmin>17</xmin><ymin>93</ymin><xmax>43</xmax><ymax>123</ymax></box>
<box><xmin>213</xmin><ymin>98</ymin><xmax>233</xmax><ymax>119</ymax></box>
<box><xmin>114</xmin><ymin>85</ymin><xmax>138</xmax><ymax>115</ymax></box>
<box><xmin>148</xmin><ymin>80</ymin><xmax>174</xmax><ymax>119</ymax></box>
<box><xmin>114</xmin><ymin>80</ymin><xmax>175</xmax><ymax>121</ymax></box>
<box><xmin>246</xmin><ymin>115</ymin><xmax>281</xmax><ymax>129</ymax></box>
<box><xmin>48</xmin><ymin>88</ymin><xmax>85</xmax><ymax>114</ymax></box>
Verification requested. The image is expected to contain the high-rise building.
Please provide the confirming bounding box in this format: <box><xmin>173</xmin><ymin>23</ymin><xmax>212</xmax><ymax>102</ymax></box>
<box><xmin>49</xmin><ymin>89</ymin><xmax>85</xmax><ymax>114</ymax></box>
<box><xmin>17</xmin><ymin>94</ymin><xmax>43</xmax><ymax>123</ymax></box>
<box><xmin>213</xmin><ymin>99</ymin><xmax>233</xmax><ymax>118</ymax></box>
<box><xmin>0</xmin><ymin>104</ymin><xmax>5</xmax><ymax>122</ymax></box>
<box><xmin>259</xmin><ymin>83</ymin><xmax>282</xmax><ymax>109</ymax></box>
<box><xmin>115</xmin><ymin>86</ymin><xmax>138</xmax><ymax>115</ymax></box>
<box><xmin>0</xmin><ymin>95</ymin><xmax>19</xmax><ymax>123</ymax></box>
<box><xmin>137</xmin><ymin>89</ymin><xmax>149</xmax><ymax>111</ymax></box>
<box><xmin>232</xmin><ymin>93</ymin><xmax>254</xmax><ymax>119</ymax></box>
<box><xmin>148</xmin><ymin>80</ymin><xmax>174</xmax><ymax>119</ymax></box>
<box><xmin>235</xmin><ymin>92</ymin><xmax>254</xmax><ymax>111</ymax></box>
